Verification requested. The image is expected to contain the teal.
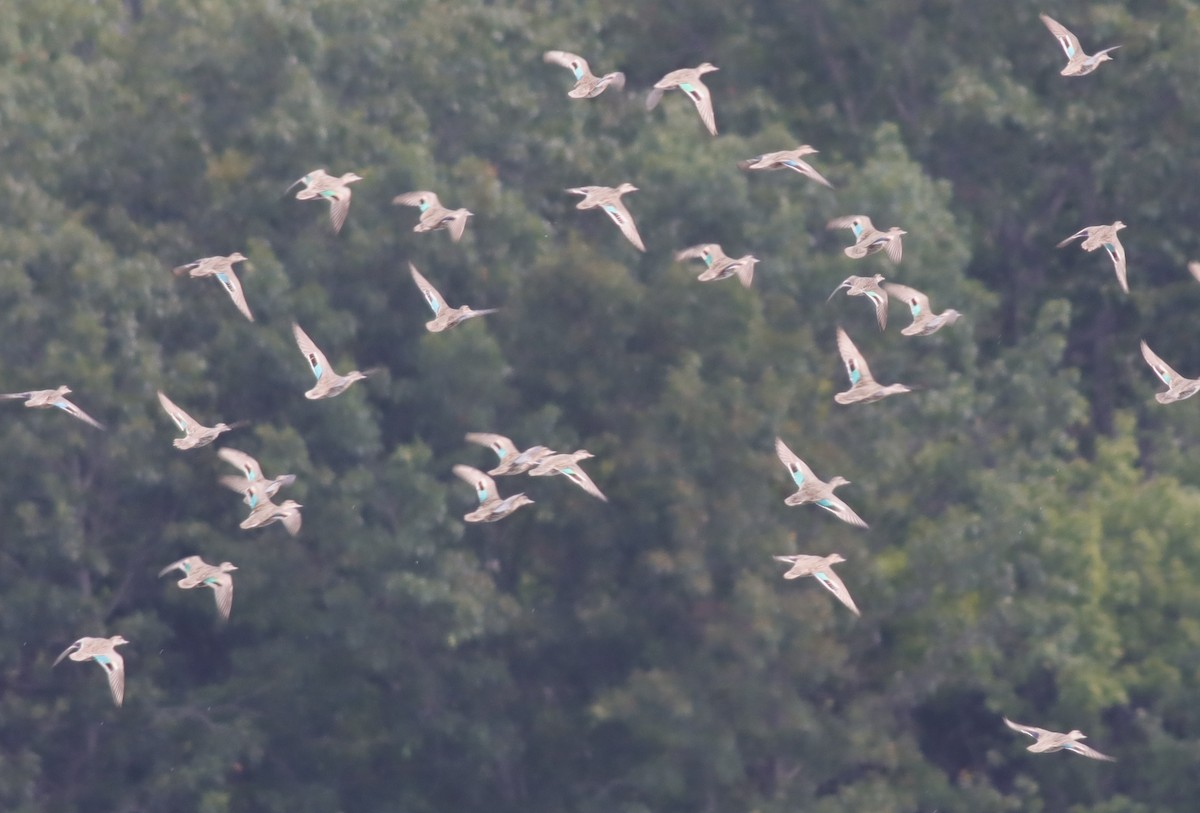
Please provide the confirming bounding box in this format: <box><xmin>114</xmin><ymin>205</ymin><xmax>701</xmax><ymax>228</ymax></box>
<box><xmin>566</xmin><ymin>184</ymin><xmax>646</xmax><ymax>252</ymax></box>
<box><xmin>1039</xmin><ymin>14</ymin><xmax>1120</xmax><ymax>77</ymax></box>
<box><xmin>156</xmin><ymin>390</ymin><xmax>243</xmax><ymax>450</ymax></box>
<box><xmin>828</xmin><ymin>216</ymin><xmax>906</xmax><ymax>264</ymax></box>
<box><xmin>1140</xmin><ymin>340</ymin><xmax>1200</xmax><ymax>404</ymax></box>
<box><xmin>773</xmin><ymin>553</ymin><xmax>860</xmax><ymax>615</ymax></box>
<box><xmin>828</xmin><ymin>275</ymin><xmax>889</xmax><ymax>331</ymax></box>
<box><xmin>738</xmin><ymin>146</ymin><xmax>833</xmax><ymax>188</ymax></box>
<box><xmin>834</xmin><ymin>327</ymin><xmax>911</xmax><ymax>405</ymax></box>
<box><xmin>646</xmin><ymin>62</ymin><xmax>719</xmax><ymax>135</ymax></box>
<box><xmin>1004</xmin><ymin>717</ymin><xmax>1116</xmax><ymax>761</ymax></box>
<box><xmin>453</xmin><ymin>465</ymin><xmax>534</xmax><ymax>522</ymax></box>
<box><xmin>217</xmin><ymin>448</ymin><xmax>297</xmax><ymax>509</ymax></box>
<box><xmin>0</xmin><ymin>386</ymin><xmax>104</xmax><ymax>429</ymax></box>
<box><xmin>1057</xmin><ymin>221</ymin><xmax>1128</xmax><ymax>293</ymax></box>
<box><xmin>287</xmin><ymin>169</ymin><xmax>363</xmax><ymax>233</ymax></box>
<box><xmin>774</xmin><ymin>438</ymin><xmax>868</xmax><ymax>528</ymax></box>
<box><xmin>882</xmin><ymin>282</ymin><xmax>962</xmax><ymax>337</ymax></box>
<box><xmin>543</xmin><ymin>51</ymin><xmax>625</xmax><ymax>99</ymax></box>
<box><xmin>292</xmin><ymin>322</ymin><xmax>374</xmax><ymax>400</ymax></box>
<box><xmin>529</xmin><ymin>451</ymin><xmax>608</xmax><ymax>501</ymax></box>
<box><xmin>160</xmin><ymin>555</ymin><xmax>238</xmax><ymax>620</ymax></box>
<box><xmin>53</xmin><ymin>635</ymin><xmax>130</xmax><ymax>706</ymax></box>
<box><xmin>409</xmin><ymin>264</ymin><xmax>497</xmax><ymax>332</ymax></box>
<box><xmin>465</xmin><ymin>433</ymin><xmax>554</xmax><ymax>476</ymax></box>
<box><xmin>674</xmin><ymin>243</ymin><xmax>759</xmax><ymax>288</ymax></box>
<box><xmin>393</xmin><ymin>191</ymin><xmax>474</xmax><ymax>241</ymax></box>
<box><xmin>172</xmin><ymin>253</ymin><xmax>254</xmax><ymax>321</ymax></box>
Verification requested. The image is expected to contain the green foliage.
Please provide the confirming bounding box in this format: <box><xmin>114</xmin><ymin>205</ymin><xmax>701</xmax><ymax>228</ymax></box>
<box><xmin>1</xmin><ymin>0</ymin><xmax>1199</xmax><ymax>811</ymax></box>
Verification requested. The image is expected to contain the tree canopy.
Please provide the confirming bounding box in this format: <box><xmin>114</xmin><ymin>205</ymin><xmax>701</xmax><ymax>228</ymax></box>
<box><xmin>1</xmin><ymin>1</ymin><xmax>1199</xmax><ymax>811</ymax></box>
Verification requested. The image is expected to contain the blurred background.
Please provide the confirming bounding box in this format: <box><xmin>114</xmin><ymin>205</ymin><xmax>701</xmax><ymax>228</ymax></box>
<box><xmin>0</xmin><ymin>1</ymin><xmax>1198</xmax><ymax>811</ymax></box>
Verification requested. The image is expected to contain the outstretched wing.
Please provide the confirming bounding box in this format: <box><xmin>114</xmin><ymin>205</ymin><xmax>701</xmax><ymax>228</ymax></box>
<box><xmin>100</xmin><ymin>651</ymin><xmax>125</xmax><ymax>706</ymax></box>
<box><xmin>409</xmin><ymin>264</ymin><xmax>451</xmax><ymax>316</ymax></box>
<box><xmin>557</xmin><ymin>462</ymin><xmax>608</xmax><ymax>502</ymax></box>
<box><xmin>1056</xmin><ymin>227</ymin><xmax>1090</xmax><ymax>248</ymax></box>
<box><xmin>816</xmin><ymin>493</ymin><xmax>869</xmax><ymax>529</ymax></box>
<box><xmin>1003</xmin><ymin>717</ymin><xmax>1051</xmax><ymax>740</ymax></box>
<box><xmin>774</xmin><ymin>437</ymin><xmax>817</xmax><ymax>488</ymax></box>
<box><xmin>465</xmin><ymin>432</ymin><xmax>520</xmax><ymax>462</ymax></box>
<box><xmin>292</xmin><ymin>323</ymin><xmax>332</xmax><ymax>382</ymax></box>
<box><xmin>327</xmin><ymin>187</ymin><xmax>352</xmax><ymax>234</ymax></box>
<box><xmin>54</xmin><ymin>396</ymin><xmax>104</xmax><ymax>429</ymax></box>
<box><xmin>279</xmin><ymin>506</ymin><xmax>302</xmax><ymax>536</ymax></box>
<box><xmin>157</xmin><ymin>391</ymin><xmax>200</xmax><ymax>435</ymax></box>
<box><xmin>674</xmin><ymin>244</ymin><xmax>722</xmax><ymax>263</ymax></box>
<box><xmin>827</xmin><ymin>215</ymin><xmax>874</xmax><ymax>237</ymax></box>
<box><xmin>210</xmin><ymin>575</ymin><xmax>235</xmax><ymax>620</ymax></box>
<box><xmin>158</xmin><ymin>555</ymin><xmax>203</xmax><ymax>578</ymax></box>
<box><xmin>1140</xmin><ymin>340</ymin><xmax>1181</xmax><ymax>388</ymax></box>
<box><xmin>1105</xmin><ymin>235</ymin><xmax>1128</xmax><ymax>293</ymax></box>
<box><xmin>814</xmin><ymin>566</ymin><xmax>860</xmax><ymax>616</ymax></box>
<box><xmin>883</xmin><ymin>233</ymin><xmax>904</xmax><ymax>264</ymax></box>
<box><xmin>883</xmin><ymin>282</ymin><xmax>931</xmax><ymax>320</ymax></box>
<box><xmin>1039</xmin><ymin>14</ymin><xmax>1083</xmax><ymax>60</ymax></box>
<box><xmin>453</xmin><ymin>464</ymin><xmax>498</xmax><ymax>506</ymax></box>
<box><xmin>209</xmin><ymin>266</ymin><xmax>254</xmax><ymax>321</ymax></box>
<box><xmin>218</xmin><ymin>447</ymin><xmax>264</xmax><ymax>481</ymax></box>
<box><xmin>543</xmin><ymin>50</ymin><xmax>590</xmax><ymax>79</ymax></box>
<box><xmin>52</xmin><ymin>640</ymin><xmax>82</xmax><ymax>667</ymax></box>
<box><xmin>445</xmin><ymin>210</ymin><xmax>472</xmax><ymax>242</ymax></box>
<box><xmin>392</xmin><ymin>190</ymin><xmax>442</xmax><ymax>210</ymax></box>
<box><xmin>1065</xmin><ymin>740</ymin><xmax>1117</xmax><ymax>762</ymax></box>
<box><xmin>784</xmin><ymin>158</ymin><xmax>834</xmax><ymax>188</ymax></box>
<box><xmin>836</xmin><ymin>327</ymin><xmax>876</xmax><ymax>386</ymax></box>
<box><xmin>687</xmin><ymin>81</ymin><xmax>717</xmax><ymax>135</ymax></box>
<box><xmin>600</xmin><ymin>198</ymin><xmax>646</xmax><ymax>251</ymax></box>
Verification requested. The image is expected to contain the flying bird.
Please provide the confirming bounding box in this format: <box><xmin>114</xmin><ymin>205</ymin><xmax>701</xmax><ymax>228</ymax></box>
<box><xmin>286</xmin><ymin>169</ymin><xmax>363</xmax><ymax>233</ymax></box>
<box><xmin>738</xmin><ymin>146</ymin><xmax>833</xmax><ymax>188</ymax></box>
<box><xmin>409</xmin><ymin>264</ymin><xmax>497</xmax><ymax>332</ymax></box>
<box><xmin>453</xmin><ymin>465</ymin><xmax>534</xmax><ymax>522</ymax></box>
<box><xmin>774</xmin><ymin>437</ymin><xmax>868</xmax><ymax>528</ymax></box>
<box><xmin>834</xmin><ymin>327</ymin><xmax>912</xmax><ymax>405</ymax></box>
<box><xmin>674</xmin><ymin>244</ymin><xmax>759</xmax><ymax>288</ymax></box>
<box><xmin>883</xmin><ymin>282</ymin><xmax>962</xmax><ymax>336</ymax></box>
<box><xmin>1140</xmin><ymin>340</ymin><xmax>1200</xmax><ymax>404</ymax></box>
<box><xmin>1003</xmin><ymin>717</ymin><xmax>1116</xmax><ymax>761</ymax></box>
<box><xmin>159</xmin><ymin>556</ymin><xmax>238</xmax><ymax>621</ymax></box>
<box><xmin>392</xmin><ymin>191</ymin><xmax>473</xmax><ymax>241</ymax></box>
<box><xmin>543</xmin><ymin>50</ymin><xmax>625</xmax><ymax>98</ymax></box>
<box><xmin>0</xmin><ymin>387</ymin><xmax>103</xmax><ymax>429</ymax></box>
<box><xmin>828</xmin><ymin>215</ymin><xmax>906</xmax><ymax>263</ymax></box>
<box><xmin>156</xmin><ymin>391</ymin><xmax>243</xmax><ymax>450</ymax></box>
<box><xmin>829</xmin><ymin>274</ymin><xmax>890</xmax><ymax>331</ymax></box>
<box><xmin>1057</xmin><ymin>221</ymin><xmax>1128</xmax><ymax>293</ymax></box>
<box><xmin>465</xmin><ymin>433</ymin><xmax>554</xmax><ymax>476</ymax></box>
<box><xmin>773</xmin><ymin>553</ymin><xmax>860</xmax><ymax>616</ymax></box>
<box><xmin>239</xmin><ymin>496</ymin><xmax>303</xmax><ymax>536</ymax></box>
<box><xmin>566</xmin><ymin>184</ymin><xmax>646</xmax><ymax>251</ymax></box>
<box><xmin>217</xmin><ymin>447</ymin><xmax>296</xmax><ymax>508</ymax></box>
<box><xmin>1039</xmin><ymin>14</ymin><xmax>1120</xmax><ymax>77</ymax></box>
<box><xmin>529</xmin><ymin>451</ymin><xmax>607</xmax><ymax>501</ymax></box>
<box><xmin>292</xmin><ymin>322</ymin><xmax>375</xmax><ymax>400</ymax></box>
<box><xmin>172</xmin><ymin>253</ymin><xmax>254</xmax><ymax>321</ymax></box>
<box><xmin>53</xmin><ymin>635</ymin><xmax>129</xmax><ymax>706</ymax></box>
<box><xmin>646</xmin><ymin>62</ymin><xmax>720</xmax><ymax>136</ymax></box>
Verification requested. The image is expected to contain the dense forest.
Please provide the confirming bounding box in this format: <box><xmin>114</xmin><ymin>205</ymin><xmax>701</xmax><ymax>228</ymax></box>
<box><xmin>2</xmin><ymin>0</ymin><xmax>1200</xmax><ymax>810</ymax></box>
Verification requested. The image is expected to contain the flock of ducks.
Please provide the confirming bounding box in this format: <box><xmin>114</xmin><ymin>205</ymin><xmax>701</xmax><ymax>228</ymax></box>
<box><xmin>17</xmin><ymin>12</ymin><xmax>1179</xmax><ymax>767</ymax></box>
